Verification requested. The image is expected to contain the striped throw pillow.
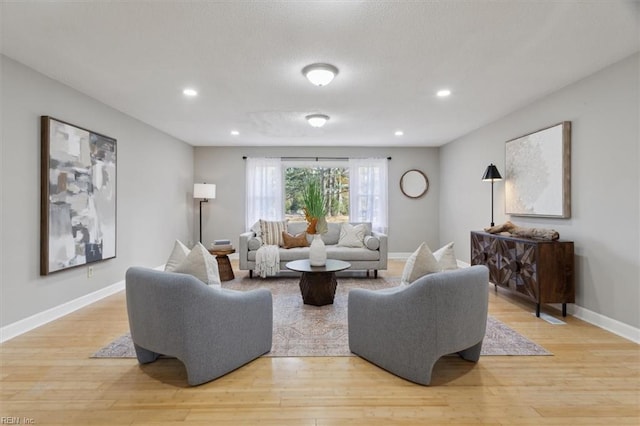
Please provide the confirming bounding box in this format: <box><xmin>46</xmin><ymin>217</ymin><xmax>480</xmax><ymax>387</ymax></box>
<box><xmin>259</xmin><ymin>220</ymin><xmax>287</xmax><ymax>247</ymax></box>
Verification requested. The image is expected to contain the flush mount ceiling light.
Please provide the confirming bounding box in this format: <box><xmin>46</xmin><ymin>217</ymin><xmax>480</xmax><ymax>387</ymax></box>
<box><xmin>230</xmin><ymin>130</ymin><xmax>240</xmax><ymax>136</ymax></box>
<box><xmin>302</xmin><ymin>63</ymin><xmax>339</xmax><ymax>86</ymax></box>
<box><xmin>395</xmin><ymin>130</ymin><xmax>404</xmax><ymax>136</ymax></box>
<box><xmin>183</xmin><ymin>88</ymin><xmax>198</xmax><ymax>97</ymax></box>
<box><xmin>437</xmin><ymin>89</ymin><xmax>451</xmax><ymax>97</ymax></box>
<box><xmin>306</xmin><ymin>114</ymin><xmax>330</xmax><ymax>128</ymax></box>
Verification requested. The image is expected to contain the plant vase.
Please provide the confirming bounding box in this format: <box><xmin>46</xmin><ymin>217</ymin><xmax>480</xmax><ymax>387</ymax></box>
<box><xmin>309</xmin><ymin>234</ymin><xmax>327</xmax><ymax>266</ymax></box>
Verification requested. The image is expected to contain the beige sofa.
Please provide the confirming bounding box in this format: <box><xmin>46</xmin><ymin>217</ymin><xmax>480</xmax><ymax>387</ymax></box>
<box><xmin>239</xmin><ymin>221</ymin><xmax>388</xmax><ymax>277</ymax></box>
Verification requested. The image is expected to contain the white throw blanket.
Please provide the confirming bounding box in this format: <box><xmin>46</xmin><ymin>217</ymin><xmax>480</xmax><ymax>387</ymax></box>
<box><xmin>255</xmin><ymin>245</ymin><xmax>280</xmax><ymax>278</ymax></box>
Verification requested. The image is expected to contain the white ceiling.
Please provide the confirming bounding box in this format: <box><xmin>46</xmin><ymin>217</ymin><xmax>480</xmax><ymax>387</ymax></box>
<box><xmin>1</xmin><ymin>1</ymin><xmax>639</xmax><ymax>147</ymax></box>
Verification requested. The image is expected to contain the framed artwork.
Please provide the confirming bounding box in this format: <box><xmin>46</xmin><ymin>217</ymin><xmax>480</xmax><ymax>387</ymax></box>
<box><xmin>40</xmin><ymin>116</ymin><xmax>117</xmax><ymax>275</ymax></box>
<box><xmin>505</xmin><ymin>121</ymin><xmax>571</xmax><ymax>218</ymax></box>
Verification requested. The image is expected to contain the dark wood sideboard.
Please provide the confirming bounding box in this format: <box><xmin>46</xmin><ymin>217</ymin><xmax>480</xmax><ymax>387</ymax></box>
<box><xmin>470</xmin><ymin>231</ymin><xmax>575</xmax><ymax>317</ymax></box>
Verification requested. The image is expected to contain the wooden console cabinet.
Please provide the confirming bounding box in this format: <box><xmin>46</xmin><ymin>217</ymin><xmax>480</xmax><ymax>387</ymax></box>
<box><xmin>470</xmin><ymin>231</ymin><xmax>574</xmax><ymax>317</ymax></box>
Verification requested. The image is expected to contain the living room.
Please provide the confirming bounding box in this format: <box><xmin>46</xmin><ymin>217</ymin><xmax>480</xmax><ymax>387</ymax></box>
<box><xmin>1</xmin><ymin>1</ymin><xmax>639</xmax><ymax>424</ymax></box>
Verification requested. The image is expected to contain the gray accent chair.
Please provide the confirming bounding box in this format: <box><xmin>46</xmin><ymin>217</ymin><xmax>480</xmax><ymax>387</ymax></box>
<box><xmin>348</xmin><ymin>265</ymin><xmax>489</xmax><ymax>385</ymax></box>
<box><xmin>125</xmin><ymin>267</ymin><xmax>273</xmax><ymax>386</ymax></box>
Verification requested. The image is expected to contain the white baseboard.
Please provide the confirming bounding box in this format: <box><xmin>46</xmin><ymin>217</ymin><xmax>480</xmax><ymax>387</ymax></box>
<box><xmin>561</xmin><ymin>304</ymin><xmax>639</xmax><ymax>344</ymax></box>
<box><xmin>0</xmin><ymin>265</ymin><xmax>164</xmax><ymax>344</ymax></box>
<box><xmin>0</xmin><ymin>280</ymin><xmax>125</xmax><ymax>343</ymax></box>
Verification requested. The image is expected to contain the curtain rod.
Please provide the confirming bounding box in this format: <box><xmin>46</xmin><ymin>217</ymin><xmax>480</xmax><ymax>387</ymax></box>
<box><xmin>242</xmin><ymin>156</ymin><xmax>391</xmax><ymax>161</ymax></box>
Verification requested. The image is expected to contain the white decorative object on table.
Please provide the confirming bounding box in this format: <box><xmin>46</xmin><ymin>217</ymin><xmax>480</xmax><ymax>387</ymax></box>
<box><xmin>309</xmin><ymin>234</ymin><xmax>327</xmax><ymax>266</ymax></box>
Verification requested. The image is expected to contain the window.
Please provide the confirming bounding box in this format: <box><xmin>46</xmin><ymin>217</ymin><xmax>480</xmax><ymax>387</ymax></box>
<box><xmin>246</xmin><ymin>157</ymin><xmax>388</xmax><ymax>233</ymax></box>
<box><xmin>284</xmin><ymin>162</ymin><xmax>349</xmax><ymax>223</ymax></box>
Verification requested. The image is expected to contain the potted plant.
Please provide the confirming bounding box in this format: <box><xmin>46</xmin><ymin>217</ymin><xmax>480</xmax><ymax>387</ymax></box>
<box><xmin>302</xmin><ymin>179</ymin><xmax>328</xmax><ymax>234</ymax></box>
<box><xmin>302</xmin><ymin>179</ymin><xmax>328</xmax><ymax>265</ymax></box>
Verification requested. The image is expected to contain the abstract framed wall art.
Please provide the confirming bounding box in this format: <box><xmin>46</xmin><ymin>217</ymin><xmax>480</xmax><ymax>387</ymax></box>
<box><xmin>40</xmin><ymin>116</ymin><xmax>117</xmax><ymax>275</ymax></box>
<box><xmin>505</xmin><ymin>121</ymin><xmax>571</xmax><ymax>218</ymax></box>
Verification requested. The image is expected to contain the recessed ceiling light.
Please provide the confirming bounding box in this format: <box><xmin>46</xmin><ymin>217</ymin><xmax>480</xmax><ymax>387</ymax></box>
<box><xmin>230</xmin><ymin>130</ymin><xmax>240</xmax><ymax>136</ymax></box>
<box><xmin>395</xmin><ymin>130</ymin><xmax>404</xmax><ymax>136</ymax></box>
<box><xmin>306</xmin><ymin>114</ymin><xmax>330</xmax><ymax>128</ymax></box>
<box><xmin>302</xmin><ymin>63</ymin><xmax>339</xmax><ymax>87</ymax></box>
<box><xmin>183</xmin><ymin>88</ymin><xmax>198</xmax><ymax>97</ymax></box>
<box><xmin>437</xmin><ymin>89</ymin><xmax>451</xmax><ymax>97</ymax></box>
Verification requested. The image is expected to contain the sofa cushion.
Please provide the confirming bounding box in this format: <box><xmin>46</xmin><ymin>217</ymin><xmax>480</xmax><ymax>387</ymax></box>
<box><xmin>321</xmin><ymin>222</ymin><xmax>342</xmax><ymax>245</ymax></box>
<box><xmin>364</xmin><ymin>235</ymin><xmax>380</xmax><ymax>250</ymax></box>
<box><xmin>282</xmin><ymin>231</ymin><xmax>309</xmax><ymax>249</ymax></box>
<box><xmin>284</xmin><ymin>222</ymin><xmax>372</xmax><ymax>246</ymax></box>
<box><xmin>248</xmin><ymin>236</ymin><xmax>262</xmax><ymax>251</ymax></box>
<box><xmin>260</xmin><ymin>219</ymin><xmax>287</xmax><ymax>246</ymax></box>
<box><xmin>165</xmin><ymin>239</ymin><xmax>190</xmax><ymax>272</ymax></box>
<box><xmin>433</xmin><ymin>242</ymin><xmax>458</xmax><ymax>271</ymax></box>
<box><xmin>174</xmin><ymin>243</ymin><xmax>221</xmax><ymax>287</ymax></box>
<box><xmin>287</xmin><ymin>221</ymin><xmax>308</xmax><ymax>235</ymax></box>
<box><xmin>247</xmin><ymin>246</ymin><xmax>380</xmax><ymax>262</ymax></box>
<box><xmin>286</xmin><ymin>222</ymin><xmax>311</xmax><ymax>243</ymax></box>
<box><xmin>401</xmin><ymin>242</ymin><xmax>441</xmax><ymax>285</ymax></box>
<box><xmin>276</xmin><ymin>247</ymin><xmax>312</xmax><ymax>261</ymax></box>
<box><xmin>338</xmin><ymin>223</ymin><xmax>367</xmax><ymax>248</ymax></box>
<box><xmin>325</xmin><ymin>246</ymin><xmax>380</xmax><ymax>261</ymax></box>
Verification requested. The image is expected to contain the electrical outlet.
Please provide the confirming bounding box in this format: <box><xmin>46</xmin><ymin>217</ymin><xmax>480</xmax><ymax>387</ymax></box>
<box><xmin>87</xmin><ymin>266</ymin><xmax>93</xmax><ymax>278</ymax></box>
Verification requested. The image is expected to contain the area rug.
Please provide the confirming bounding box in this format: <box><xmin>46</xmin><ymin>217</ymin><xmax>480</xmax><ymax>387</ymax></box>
<box><xmin>93</xmin><ymin>276</ymin><xmax>551</xmax><ymax>358</ymax></box>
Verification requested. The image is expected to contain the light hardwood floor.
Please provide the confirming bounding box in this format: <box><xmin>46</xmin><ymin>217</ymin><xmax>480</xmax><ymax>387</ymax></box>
<box><xmin>1</xmin><ymin>260</ymin><xmax>638</xmax><ymax>425</ymax></box>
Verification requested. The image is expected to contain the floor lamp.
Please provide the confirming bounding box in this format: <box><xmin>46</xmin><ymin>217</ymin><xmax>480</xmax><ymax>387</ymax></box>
<box><xmin>193</xmin><ymin>183</ymin><xmax>216</xmax><ymax>244</ymax></box>
<box><xmin>482</xmin><ymin>164</ymin><xmax>502</xmax><ymax>227</ymax></box>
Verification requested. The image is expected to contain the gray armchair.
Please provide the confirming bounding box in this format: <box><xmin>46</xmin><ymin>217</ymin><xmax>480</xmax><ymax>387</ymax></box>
<box><xmin>348</xmin><ymin>265</ymin><xmax>489</xmax><ymax>385</ymax></box>
<box><xmin>125</xmin><ymin>267</ymin><xmax>272</xmax><ymax>386</ymax></box>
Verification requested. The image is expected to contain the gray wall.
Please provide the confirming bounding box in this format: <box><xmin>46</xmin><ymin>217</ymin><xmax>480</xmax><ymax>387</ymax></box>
<box><xmin>439</xmin><ymin>53</ymin><xmax>639</xmax><ymax>328</ymax></box>
<box><xmin>1</xmin><ymin>56</ymin><xmax>195</xmax><ymax>327</ymax></box>
<box><xmin>194</xmin><ymin>146</ymin><xmax>440</xmax><ymax>254</ymax></box>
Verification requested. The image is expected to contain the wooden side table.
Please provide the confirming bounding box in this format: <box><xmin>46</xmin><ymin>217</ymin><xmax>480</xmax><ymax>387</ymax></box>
<box><xmin>208</xmin><ymin>248</ymin><xmax>235</xmax><ymax>281</ymax></box>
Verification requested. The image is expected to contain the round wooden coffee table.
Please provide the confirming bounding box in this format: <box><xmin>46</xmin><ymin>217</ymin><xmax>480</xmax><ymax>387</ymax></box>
<box><xmin>208</xmin><ymin>248</ymin><xmax>235</xmax><ymax>281</ymax></box>
<box><xmin>285</xmin><ymin>259</ymin><xmax>351</xmax><ymax>306</ymax></box>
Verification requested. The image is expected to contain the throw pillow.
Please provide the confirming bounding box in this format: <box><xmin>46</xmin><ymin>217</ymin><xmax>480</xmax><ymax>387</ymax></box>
<box><xmin>173</xmin><ymin>243</ymin><xmax>221</xmax><ymax>287</ymax></box>
<box><xmin>250</xmin><ymin>220</ymin><xmax>262</xmax><ymax>237</ymax></box>
<box><xmin>260</xmin><ymin>219</ymin><xmax>287</xmax><ymax>247</ymax></box>
<box><xmin>164</xmin><ymin>240</ymin><xmax>190</xmax><ymax>272</ymax></box>
<box><xmin>401</xmin><ymin>242</ymin><xmax>441</xmax><ymax>285</ymax></box>
<box><xmin>364</xmin><ymin>235</ymin><xmax>380</xmax><ymax>250</ymax></box>
<box><xmin>433</xmin><ymin>242</ymin><xmax>459</xmax><ymax>271</ymax></box>
<box><xmin>282</xmin><ymin>231</ymin><xmax>309</xmax><ymax>249</ymax></box>
<box><xmin>337</xmin><ymin>223</ymin><xmax>367</xmax><ymax>248</ymax></box>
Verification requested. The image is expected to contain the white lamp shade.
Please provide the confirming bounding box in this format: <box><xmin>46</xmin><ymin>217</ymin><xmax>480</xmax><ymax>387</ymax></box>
<box><xmin>193</xmin><ymin>183</ymin><xmax>216</xmax><ymax>199</ymax></box>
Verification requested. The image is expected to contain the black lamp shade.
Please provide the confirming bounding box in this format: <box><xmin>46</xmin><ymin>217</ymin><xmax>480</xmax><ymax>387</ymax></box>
<box><xmin>482</xmin><ymin>163</ymin><xmax>502</xmax><ymax>181</ymax></box>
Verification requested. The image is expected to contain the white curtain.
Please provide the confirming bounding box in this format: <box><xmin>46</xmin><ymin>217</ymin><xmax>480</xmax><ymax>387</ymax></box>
<box><xmin>349</xmin><ymin>158</ymin><xmax>388</xmax><ymax>234</ymax></box>
<box><xmin>245</xmin><ymin>157</ymin><xmax>283</xmax><ymax>229</ymax></box>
